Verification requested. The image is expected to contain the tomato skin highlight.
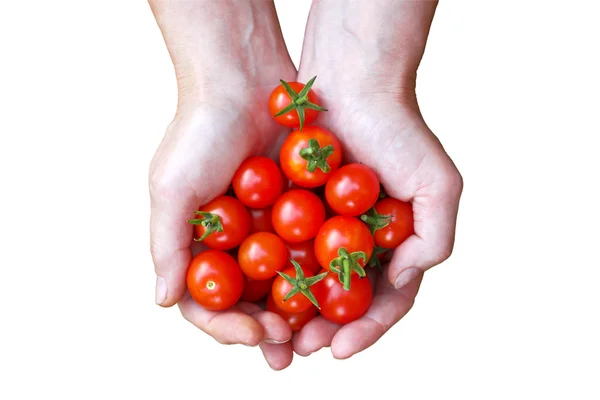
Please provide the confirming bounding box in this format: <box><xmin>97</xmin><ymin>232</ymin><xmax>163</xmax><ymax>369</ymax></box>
<box><xmin>271</xmin><ymin>189</ymin><xmax>326</xmax><ymax>243</ymax></box>
<box><xmin>325</xmin><ymin>163</ymin><xmax>380</xmax><ymax>216</ymax></box>
<box><xmin>279</xmin><ymin>126</ymin><xmax>342</xmax><ymax>188</ymax></box>
<box><xmin>314</xmin><ymin>216</ymin><xmax>374</xmax><ymax>272</ymax></box>
<box><xmin>186</xmin><ymin>250</ymin><xmax>244</xmax><ymax>311</ymax></box>
<box><xmin>232</xmin><ymin>156</ymin><xmax>284</xmax><ymax>208</ymax></box>
<box><xmin>373</xmin><ymin>197</ymin><xmax>414</xmax><ymax>249</ymax></box>
<box><xmin>285</xmin><ymin>239</ymin><xmax>321</xmax><ymax>274</ymax></box>
<box><xmin>266</xmin><ymin>295</ymin><xmax>318</xmax><ymax>332</ymax></box>
<box><xmin>192</xmin><ymin>196</ymin><xmax>250</xmax><ymax>250</ymax></box>
<box><xmin>238</xmin><ymin>232</ymin><xmax>288</xmax><ymax>280</ymax></box>
<box><xmin>248</xmin><ymin>207</ymin><xmax>275</xmax><ymax>234</ymax></box>
<box><xmin>240</xmin><ymin>275</ymin><xmax>275</xmax><ymax>303</ymax></box>
<box><xmin>268</xmin><ymin>82</ymin><xmax>320</xmax><ymax>128</ymax></box>
<box><xmin>315</xmin><ymin>270</ymin><xmax>373</xmax><ymax>325</ymax></box>
<box><xmin>271</xmin><ymin>265</ymin><xmax>322</xmax><ymax>313</ymax></box>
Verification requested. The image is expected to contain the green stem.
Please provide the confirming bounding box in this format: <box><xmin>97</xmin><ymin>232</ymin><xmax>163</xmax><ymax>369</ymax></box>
<box><xmin>342</xmin><ymin>258</ymin><xmax>351</xmax><ymax>291</ymax></box>
<box><xmin>299</xmin><ymin>138</ymin><xmax>335</xmax><ymax>173</ymax></box>
<box><xmin>187</xmin><ymin>211</ymin><xmax>224</xmax><ymax>242</ymax></box>
<box><xmin>278</xmin><ymin>260</ymin><xmax>328</xmax><ymax>309</ymax></box>
<box><xmin>272</xmin><ymin>76</ymin><xmax>328</xmax><ymax>131</ymax></box>
<box><xmin>329</xmin><ymin>247</ymin><xmax>368</xmax><ymax>291</ymax></box>
<box><xmin>360</xmin><ymin>207</ymin><xmax>392</xmax><ymax>235</ymax></box>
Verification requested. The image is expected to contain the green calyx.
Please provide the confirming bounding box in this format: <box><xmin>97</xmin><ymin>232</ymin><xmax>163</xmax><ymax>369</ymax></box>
<box><xmin>367</xmin><ymin>246</ymin><xmax>388</xmax><ymax>271</ymax></box>
<box><xmin>360</xmin><ymin>207</ymin><xmax>392</xmax><ymax>235</ymax></box>
<box><xmin>277</xmin><ymin>259</ymin><xmax>328</xmax><ymax>309</ymax></box>
<box><xmin>329</xmin><ymin>247</ymin><xmax>368</xmax><ymax>291</ymax></box>
<box><xmin>187</xmin><ymin>211</ymin><xmax>223</xmax><ymax>242</ymax></box>
<box><xmin>378</xmin><ymin>183</ymin><xmax>387</xmax><ymax>199</ymax></box>
<box><xmin>273</xmin><ymin>76</ymin><xmax>328</xmax><ymax>131</ymax></box>
<box><xmin>299</xmin><ymin>138</ymin><xmax>335</xmax><ymax>173</ymax></box>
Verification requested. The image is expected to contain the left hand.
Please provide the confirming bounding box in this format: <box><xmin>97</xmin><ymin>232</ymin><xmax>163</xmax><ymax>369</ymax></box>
<box><xmin>287</xmin><ymin>0</ymin><xmax>463</xmax><ymax>360</ymax></box>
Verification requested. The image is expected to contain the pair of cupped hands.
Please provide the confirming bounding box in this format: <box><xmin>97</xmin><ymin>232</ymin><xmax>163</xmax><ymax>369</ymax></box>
<box><xmin>148</xmin><ymin>43</ymin><xmax>462</xmax><ymax>370</ymax></box>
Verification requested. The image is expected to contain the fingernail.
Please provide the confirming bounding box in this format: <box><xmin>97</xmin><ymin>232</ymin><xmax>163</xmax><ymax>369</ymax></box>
<box><xmin>155</xmin><ymin>276</ymin><xmax>167</xmax><ymax>305</ymax></box>
<box><xmin>394</xmin><ymin>267</ymin><xmax>421</xmax><ymax>290</ymax></box>
<box><xmin>263</xmin><ymin>338</ymin><xmax>290</xmax><ymax>345</ymax></box>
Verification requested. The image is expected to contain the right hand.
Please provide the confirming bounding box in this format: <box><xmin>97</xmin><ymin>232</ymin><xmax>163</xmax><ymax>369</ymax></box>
<box><xmin>149</xmin><ymin>70</ymin><xmax>298</xmax><ymax>368</ymax></box>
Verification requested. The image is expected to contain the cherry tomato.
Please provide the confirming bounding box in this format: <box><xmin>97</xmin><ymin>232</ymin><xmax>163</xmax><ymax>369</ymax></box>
<box><xmin>272</xmin><ymin>189</ymin><xmax>326</xmax><ymax>243</ymax></box>
<box><xmin>266</xmin><ymin>295</ymin><xmax>318</xmax><ymax>332</ymax></box>
<box><xmin>186</xmin><ymin>250</ymin><xmax>244</xmax><ymax>311</ymax></box>
<box><xmin>315</xmin><ymin>270</ymin><xmax>372</xmax><ymax>324</ymax></box>
<box><xmin>271</xmin><ymin>263</ymin><xmax>325</xmax><ymax>313</ymax></box>
<box><xmin>232</xmin><ymin>156</ymin><xmax>283</xmax><ymax>208</ymax></box>
<box><xmin>240</xmin><ymin>275</ymin><xmax>275</xmax><ymax>303</ymax></box>
<box><xmin>268</xmin><ymin>77</ymin><xmax>325</xmax><ymax>130</ymax></box>
<box><xmin>188</xmin><ymin>196</ymin><xmax>250</xmax><ymax>250</ymax></box>
<box><xmin>279</xmin><ymin>126</ymin><xmax>342</xmax><ymax>188</ymax></box>
<box><xmin>325</xmin><ymin>163</ymin><xmax>380</xmax><ymax>216</ymax></box>
<box><xmin>314</xmin><ymin>216</ymin><xmax>374</xmax><ymax>289</ymax></box>
<box><xmin>248</xmin><ymin>207</ymin><xmax>275</xmax><ymax>234</ymax></box>
<box><xmin>285</xmin><ymin>239</ymin><xmax>320</xmax><ymax>274</ymax></box>
<box><xmin>238</xmin><ymin>232</ymin><xmax>288</xmax><ymax>280</ymax></box>
<box><xmin>364</xmin><ymin>197</ymin><xmax>414</xmax><ymax>249</ymax></box>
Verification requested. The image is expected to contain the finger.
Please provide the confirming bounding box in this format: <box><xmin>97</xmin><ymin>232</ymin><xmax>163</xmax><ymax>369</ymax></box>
<box><xmin>291</xmin><ymin>316</ymin><xmax>341</xmax><ymax>356</ymax></box>
<box><xmin>149</xmin><ymin>160</ymin><xmax>201</xmax><ymax>307</ymax></box>
<box><xmin>387</xmin><ymin>158</ymin><xmax>463</xmax><ymax>289</ymax></box>
<box><xmin>237</xmin><ymin>302</ymin><xmax>293</xmax><ymax>344</ymax></box>
<box><xmin>259</xmin><ymin>341</ymin><xmax>294</xmax><ymax>371</ymax></box>
<box><xmin>330</xmin><ymin>269</ymin><xmax>423</xmax><ymax>359</ymax></box>
<box><xmin>178</xmin><ymin>294</ymin><xmax>264</xmax><ymax>346</ymax></box>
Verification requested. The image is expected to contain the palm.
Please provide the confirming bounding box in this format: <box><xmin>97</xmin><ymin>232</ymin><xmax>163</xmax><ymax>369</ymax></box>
<box><xmin>287</xmin><ymin>69</ymin><xmax>461</xmax><ymax>357</ymax></box>
<box><xmin>150</xmin><ymin>76</ymin><xmax>298</xmax><ymax>364</ymax></box>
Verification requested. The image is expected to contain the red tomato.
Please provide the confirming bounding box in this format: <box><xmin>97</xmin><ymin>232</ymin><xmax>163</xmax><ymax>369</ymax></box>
<box><xmin>364</xmin><ymin>197</ymin><xmax>414</xmax><ymax>249</ymax></box>
<box><xmin>188</xmin><ymin>196</ymin><xmax>250</xmax><ymax>250</ymax></box>
<box><xmin>186</xmin><ymin>250</ymin><xmax>244</xmax><ymax>311</ymax></box>
<box><xmin>279</xmin><ymin>126</ymin><xmax>342</xmax><ymax>188</ymax></box>
<box><xmin>314</xmin><ymin>216</ymin><xmax>374</xmax><ymax>290</ymax></box>
<box><xmin>285</xmin><ymin>239</ymin><xmax>320</xmax><ymax>274</ymax></box>
<box><xmin>325</xmin><ymin>163</ymin><xmax>380</xmax><ymax>216</ymax></box>
<box><xmin>268</xmin><ymin>77</ymin><xmax>326</xmax><ymax>130</ymax></box>
<box><xmin>266</xmin><ymin>295</ymin><xmax>318</xmax><ymax>332</ymax></box>
<box><xmin>240</xmin><ymin>275</ymin><xmax>275</xmax><ymax>303</ymax></box>
<box><xmin>238</xmin><ymin>232</ymin><xmax>288</xmax><ymax>280</ymax></box>
<box><xmin>248</xmin><ymin>207</ymin><xmax>275</xmax><ymax>234</ymax></box>
<box><xmin>232</xmin><ymin>157</ymin><xmax>284</xmax><ymax>208</ymax></box>
<box><xmin>272</xmin><ymin>189</ymin><xmax>326</xmax><ymax>243</ymax></box>
<box><xmin>271</xmin><ymin>262</ymin><xmax>327</xmax><ymax>313</ymax></box>
<box><xmin>315</xmin><ymin>270</ymin><xmax>372</xmax><ymax>324</ymax></box>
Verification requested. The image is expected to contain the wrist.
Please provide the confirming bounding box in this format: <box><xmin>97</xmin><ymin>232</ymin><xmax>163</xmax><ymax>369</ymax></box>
<box><xmin>299</xmin><ymin>0</ymin><xmax>437</xmax><ymax>101</ymax></box>
<box><xmin>150</xmin><ymin>0</ymin><xmax>294</xmax><ymax>105</ymax></box>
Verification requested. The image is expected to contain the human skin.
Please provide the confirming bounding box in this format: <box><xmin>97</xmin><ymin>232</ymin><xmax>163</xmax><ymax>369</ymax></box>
<box><xmin>147</xmin><ymin>0</ymin><xmax>297</xmax><ymax>370</ymax></box>
<box><xmin>148</xmin><ymin>0</ymin><xmax>463</xmax><ymax>370</ymax></box>
<box><xmin>281</xmin><ymin>0</ymin><xmax>463</xmax><ymax>365</ymax></box>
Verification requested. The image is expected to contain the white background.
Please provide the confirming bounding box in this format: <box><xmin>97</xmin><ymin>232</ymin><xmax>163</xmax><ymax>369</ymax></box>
<box><xmin>1</xmin><ymin>0</ymin><xmax>599</xmax><ymax>398</ymax></box>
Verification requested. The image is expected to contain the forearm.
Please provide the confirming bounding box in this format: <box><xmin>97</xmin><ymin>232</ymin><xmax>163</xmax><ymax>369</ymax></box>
<box><xmin>301</xmin><ymin>0</ymin><xmax>437</xmax><ymax>93</ymax></box>
<box><xmin>149</xmin><ymin>0</ymin><xmax>291</xmax><ymax>101</ymax></box>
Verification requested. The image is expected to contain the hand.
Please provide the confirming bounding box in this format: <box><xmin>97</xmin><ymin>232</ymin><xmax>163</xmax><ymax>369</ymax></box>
<box><xmin>148</xmin><ymin>0</ymin><xmax>299</xmax><ymax>370</ymax></box>
<box><xmin>290</xmin><ymin>0</ymin><xmax>463</xmax><ymax>359</ymax></box>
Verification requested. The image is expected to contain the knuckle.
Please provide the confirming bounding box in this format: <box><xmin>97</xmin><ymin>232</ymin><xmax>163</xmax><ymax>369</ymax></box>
<box><xmin>444</xmin><ymin>169</ymin><xmax>463</xmax><ymax>195</ymax></box>
<box><xmin>432</xmin><ymin>242</ymin><xmax>454</xmax><ymax>265</ymax></box>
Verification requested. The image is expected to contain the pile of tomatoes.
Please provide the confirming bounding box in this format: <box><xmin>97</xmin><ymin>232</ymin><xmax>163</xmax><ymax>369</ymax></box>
<box><xmin>185</xmin><ymin>77</ymin><xmax>414</xmax><ymax>331</ymax></box>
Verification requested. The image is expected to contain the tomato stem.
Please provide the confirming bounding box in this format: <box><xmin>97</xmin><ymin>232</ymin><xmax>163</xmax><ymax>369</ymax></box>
<box><xmin>188</xmin><ymin>211</ymin><xmax>224</xmax><ymax>242</ymax></box>
<box><xmin>273</xmin><ymin>76</ymin><xmax>328</xmax><ymax>131</ymax></box>
<box><xmin>277</xmin><ymin>259</ymin><xmax>328</xmax><ymax>309</ymax></box>
<box><xmin>299</xmin><ymin>138</ymin><xmax>335</xmax><ymax>173</ymax></box>
<box><xmin>329</xmin><ymin>247</ymin><xmax>368</xmax><ymax>291</ymax></box>
<box><xmin>360</xmin><ymin>207</ymin><xmax>392</xmax><ymax>235</ymax></box>
<box><xmin>367</xmin><ymin>247</ymin><xmax>388</xmax><ymax>271</ymax></box>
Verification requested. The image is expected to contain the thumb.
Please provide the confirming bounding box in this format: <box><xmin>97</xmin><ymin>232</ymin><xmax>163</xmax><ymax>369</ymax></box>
<box><xmin>149</xmin><ymin>177</ymin><xmax>201</xmax><ymax>307</ymax></box>
<box><xmin>387</xmin><ymin>162</ymin><xmax>463</xmax><ymax>289</ymax></box>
